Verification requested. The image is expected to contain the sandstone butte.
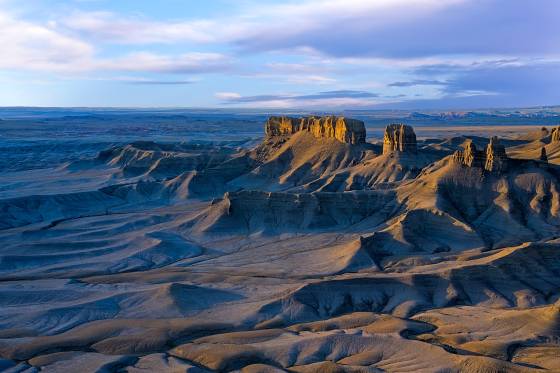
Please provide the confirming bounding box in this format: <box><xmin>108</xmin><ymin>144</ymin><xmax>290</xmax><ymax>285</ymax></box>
<box><xmin>265</xmin><ymin>115</ymin><xmax>366</xmax><ymax>145</ymax></box>
<box><xmin>382</xmin><ymin>123</ymin><xmax>417</xmax><ymax>154</ymax></box>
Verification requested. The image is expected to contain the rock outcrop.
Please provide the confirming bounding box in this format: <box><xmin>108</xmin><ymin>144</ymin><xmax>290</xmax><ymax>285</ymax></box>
<box><xmin>265</xmin><ymin>115</ymin><xmax>366</xmax><ymax>145</ymax></box>
<box><xmin>551</xmin><ymin>126</ymin><xmax>560</xmax><ymax>142</ymax></box>
<box><xmin>453</xmin><ymin>137</ymin><xmax>508</xmax><ymax>173</ymax></box>
<box><xmin>452</xmin><ymin>141</ymin><xmax>485</xmax><ymax>168</ymax></box>
<box><xmin>195</xmin><ymin>190</ymin><xmax>393</xmax><ymax>234</ymax></box>
<box><xmin>382</xmin><ymin>124</ymin><xmax>417</xmax><ymax>154</ymax></box>
<box><xmin>484</xmin><ymin>136</ymin><xmax>508</xmax><ymax>173</ymax></box>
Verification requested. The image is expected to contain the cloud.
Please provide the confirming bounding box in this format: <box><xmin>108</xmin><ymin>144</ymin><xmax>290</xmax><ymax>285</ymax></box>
<box><xmin>286</xmin><ymin>75</ymin><xmax>336</xmax><ymax>84</ymax></box>
<box><xmin>2</xmin><ymin>0</ymin><xmax>559</xmax><ymax>108</ymax></box>
<box><xmin>243</xmin><ymin>62</ymin><xmax>335</xmax><ymax>85</ymax></box>
<box><xmin>0</xmin><ymin>11</ymin><xmax>233</xmax><ymax>75</ymax></box>
<box><xmin>222</xmin><ymin>90</ymin><xmax>378</xmax><ymax>103</ymax></box>
<box><xmin>440</xmin><ymin>62</ymin><xmax>560</xmax><ymax>106</ymax></box>
<box><xmin>230</xmin><ymin>0</ymin><xmax>560</xmax><ymax>59</ymax></box>
<box><xmin>219</xmin><ymin>58</ymin><xmax>560</xmax><ymax>109</ymax></box>
<box><xmin>380</xmin><ymin>60</ymin><xmax>560</xmax><ymax>108</ymax></box>
<box><xmin>54</xmin><ymin>1</ymin><xmax>560</xmax><ymax>64</ymax></box>
<box><xmin>62</xmin><ymin>11</ymin><xmax>221</xmax><ymax>44</ymax></box>
<box><xmin>215</xmin><ymin>92</ymin><xmax>242</xmax><ymax>100</ymax></box>
<box><xmin>57</xmin><ymin>1</ymin><xmax>468</xmax><ymax>58</ymax></box>
<box><xmin>119</xmin><ymin>79</ymin><xmax>195</xmax><ymax>85</ymax></box>
<box><xmin>94</xmin><ymin>52</ymin><xmax>231</xmax><ymax>74</ymax></box>
<box><xmin>388</xmin><ymin>79</ymin><xmax>447</xmax><ymax>87</ymax></box>
<box><xmin>0</xmin><ymin>11</ymin><xmax>94</xmax><ymax>72</ymax></box>
<box><xmin>216</xmin><ymin>89</ymin><xmax>380</xmax><ymax>108</ymax></box>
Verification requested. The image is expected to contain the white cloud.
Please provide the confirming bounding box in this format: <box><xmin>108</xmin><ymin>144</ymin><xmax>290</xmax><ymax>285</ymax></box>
<box><xmin>226</xmin><ymin>96</ymin><xmax>382</xmax><ymax>109</ymax></box>
<box><xmin>62</xmin><ymin>11</ymin><xmax>219</xmax><ymax>44</ymax></box>
<box><xmin>56</xmin><ymin>0</ymin><xmax>463</xmax><ymax>47</ymax></box>
<box><xmin>0</xmin><ymin>11</ymin><xmax>94</xmax><ymax>72</ymax></box>
<box><xmin>216</xmin><ymin>90</ymin><xmax>384</xmax><ymax>108</ymax></box>
<box><xmin>0</xmin><ymin>10</ymin><xmax>232</xmax><ymax>75</ymax></box>
<box><xmin>286</xmin><ymin>75</ymin><xmax>336</xmax><ymax>84</ymax></box>
<box><xmin>215</xmin><ymin>92</ymin><xmax>242</xmax><ymax>100</ymax></box>
<box><xmin>94</xmin><ymin>52</ymin><xmax>231</xmax><ymax>74</ymax></box>
<box><xmin>265</xmin><ymin>62</ymin><xmax>327</xmax><ymax>74</ymax></box>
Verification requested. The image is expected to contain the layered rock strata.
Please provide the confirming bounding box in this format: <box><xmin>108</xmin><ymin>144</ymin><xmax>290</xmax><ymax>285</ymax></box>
<box><xmin>199</xmin><ymin>190</ymin><xmax>393</xmax><ymax>233</ymax></box>
<box><xmin>264</xmin><ymin>115</ymin><xmax>366</xmax><ymax>145</ymax></box>
<box><xmin>382</xmin><ymin>124</ymin><xmax>417</xmax><ymax>154</ymax></box>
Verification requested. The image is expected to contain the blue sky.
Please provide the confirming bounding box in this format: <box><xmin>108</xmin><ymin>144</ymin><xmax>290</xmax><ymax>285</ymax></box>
<box><xmin>0</xmin><ymin>0</ymin><xmax>559</xmax><ymax>108</ymax></box>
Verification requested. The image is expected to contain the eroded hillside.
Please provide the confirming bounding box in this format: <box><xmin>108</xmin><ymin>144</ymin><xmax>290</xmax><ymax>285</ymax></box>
<box><xmin>1</xmin><ymin>116</ymin><xmax>560</xmax><ymax>372</ymax></box>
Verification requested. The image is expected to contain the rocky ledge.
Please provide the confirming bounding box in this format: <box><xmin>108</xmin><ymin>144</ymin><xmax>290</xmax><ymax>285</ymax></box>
<box><xmin>265</xmin><ymin>115</ymin><xmax>366</xmax><ymax>145</ymax></box>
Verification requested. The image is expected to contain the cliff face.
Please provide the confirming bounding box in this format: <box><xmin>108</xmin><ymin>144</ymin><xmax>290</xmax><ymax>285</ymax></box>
<box><xmin>485</xmin><ymin>136</ymin><xmax>508</xmax><ymax>172</ymax></box>
<box><xmin>265</xmin><ymin>115</ymin><xmax>366</xmax><ymax>145</ymax></box>
<box><xmin>551</xmin><ymin>126</ymin><xmax>560</xmax><ymax>142</ymax></box>
<box><xmin>453</xmin><ymin>136</ymin><xmax>508</xmax><ymax>173</ymax></box>
<box><xmin>382</xmin><ymin>124</ymin><xmax>417</xmax><ymax>154</ymax></box>
<box><xmin>197</xmin><ymin>189</ymin><xmax>393</xmax><ymax>234</ymax></box>
<box><xmin>452</xmin><ymin>141</ymin><xmax>484</xmax><ymax>168</ymax></box>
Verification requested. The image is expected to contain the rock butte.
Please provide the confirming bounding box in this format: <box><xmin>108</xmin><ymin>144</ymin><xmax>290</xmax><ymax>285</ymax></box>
<box><xmin>265</xmin><ymin>115</ymin><xmax>366</xmax><ymax>145</ymax></box>
<box><xmin>382</xmin><ymin>123</ymin><xmax>417</xmax><ymax>154</ymax></box>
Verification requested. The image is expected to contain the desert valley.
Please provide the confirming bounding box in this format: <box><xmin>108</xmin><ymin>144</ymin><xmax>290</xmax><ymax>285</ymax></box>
<box><xmin>1</xmin><ymin>109</ymin><xmax>560</xmax><ymax>372</ymax></box>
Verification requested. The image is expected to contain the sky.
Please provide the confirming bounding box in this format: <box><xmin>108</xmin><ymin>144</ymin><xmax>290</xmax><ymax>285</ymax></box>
<box><xmin>0</xmin><ymin>0</ymin><xmax>559</xmax><ymax>109</ymax></box>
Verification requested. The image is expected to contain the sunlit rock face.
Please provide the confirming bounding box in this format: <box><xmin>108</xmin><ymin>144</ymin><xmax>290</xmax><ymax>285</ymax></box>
<box><xmin>265</xmin><ymin>115</ymin><xmax>366</xmax><ymax>144</ymax></box>
<box><xmin>382</xmin><ymin>123</ymin><xmax>417</xmax><ymax>154</ymax></box>
<box><xmin>551</xmin><ymin>126</ymin><xmax>560</xmax><ymax>142</ymax></box>
<box><xmin>485</xmin><ymin>136</ymin><xmax>508</xmax><ymax>173</ymax></box>
<box><xmin>453</xmin><ymin>136</ymin><xmax>509</xmax><ymax>173</ymax></box>
<box><xmin>453</xmin><ymin>141</ymin><xmax>479</xmax><ymax>167</ymax></box>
